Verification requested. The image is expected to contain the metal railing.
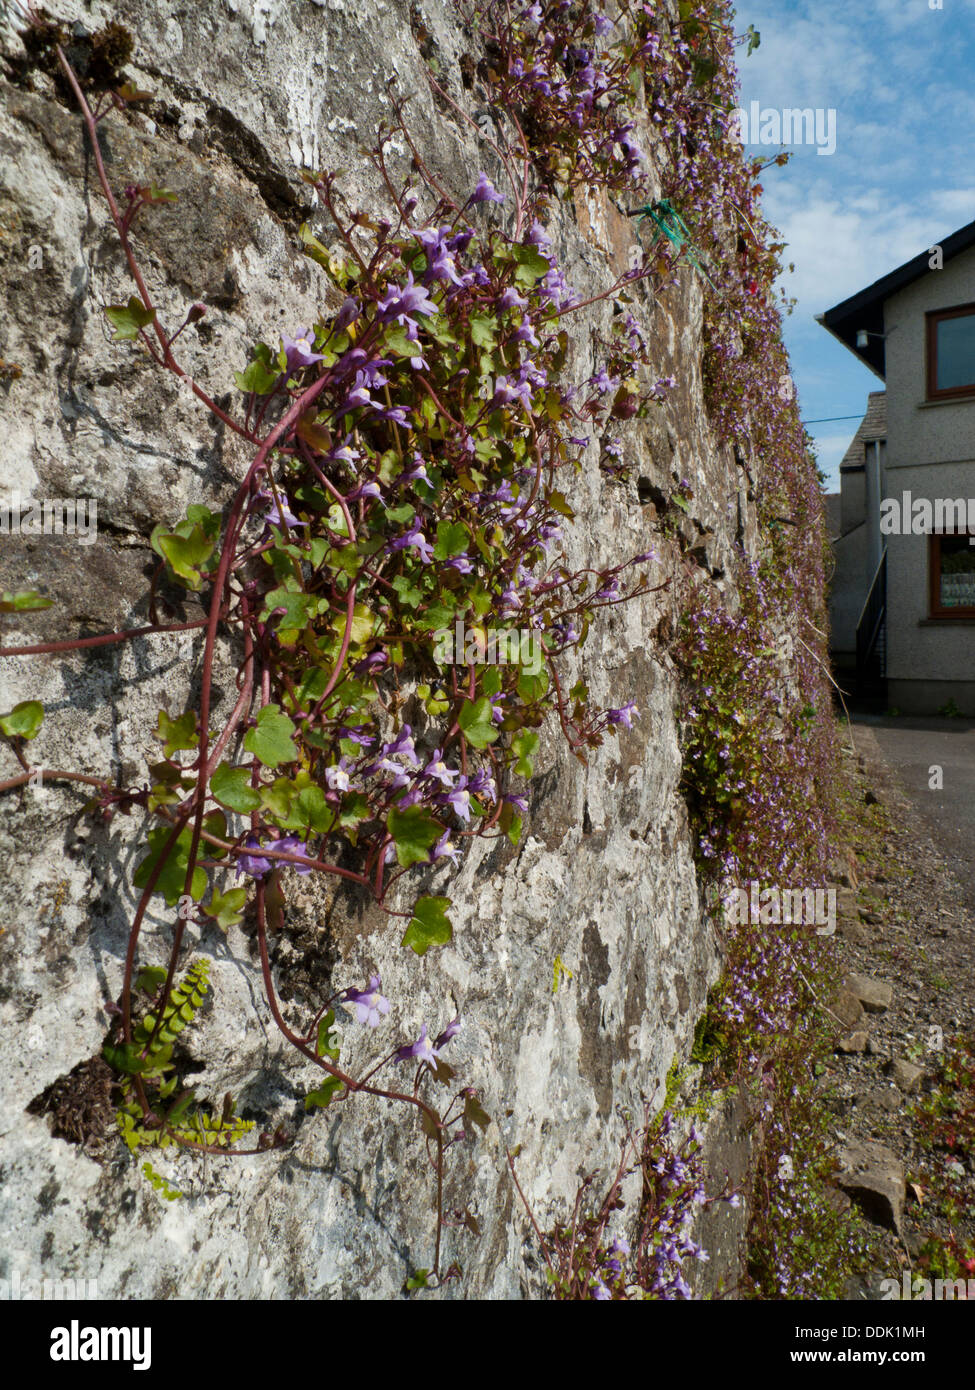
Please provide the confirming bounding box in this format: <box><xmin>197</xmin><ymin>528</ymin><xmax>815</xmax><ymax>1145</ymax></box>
<box><xmin>855</xmin><ymin>547</ymin><xmax>887</xmax><ymax>694</ymax></box>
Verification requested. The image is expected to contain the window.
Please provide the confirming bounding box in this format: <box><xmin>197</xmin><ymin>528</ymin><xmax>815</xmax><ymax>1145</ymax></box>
<box><xmin>929</xmin><ymin>532</ymin><xmax>975</xmax><ymax>617</ymax></box>
<box><xmin>927</xmin><ymin>303</ymin><xmax>975</xmax><ymax>399</ymax></box>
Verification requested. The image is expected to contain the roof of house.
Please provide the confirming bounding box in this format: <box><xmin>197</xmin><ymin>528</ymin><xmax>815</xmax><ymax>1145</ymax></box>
<box><xmin>817</xmin><ymin>218</ymin><xmax>975</xmax><ymax>378</ymax></box>
<box><xmin>840</xmin><ymin>391</ymin><xmax>887</xmax><ymax>473</ymax></box>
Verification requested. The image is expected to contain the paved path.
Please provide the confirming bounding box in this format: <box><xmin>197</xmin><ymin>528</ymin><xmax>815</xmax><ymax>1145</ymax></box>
<box><xmin>853</xmin><ymin>714</ymin><xmax>975</xmax><ymax>912</ymax></box>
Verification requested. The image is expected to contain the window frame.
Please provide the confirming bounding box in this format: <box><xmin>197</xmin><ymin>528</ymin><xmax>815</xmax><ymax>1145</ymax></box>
<box><xmin>926</xmin><ymin>302</ymin><xmax>975</xmax><ymax>400</ymax></box>
<box><xmin>928</xmin><ymin>531</ymin><xmax>975</xmax><ymax>619</ymax></box>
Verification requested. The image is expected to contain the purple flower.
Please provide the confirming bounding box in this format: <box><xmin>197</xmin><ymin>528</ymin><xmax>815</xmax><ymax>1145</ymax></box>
<box><xmin>499</xmin><ymin>287</ymin><xmax>528</xmax><ymax>311</ymax></box>
<box><xmin>325</xmin><ymin>763</ymin><xmax>351</xmax><ymax>792</ymax></box>
<box><xmin>343</xmin><ymin>974</ymin><xmax>390</xmax><ymax>1028</ymax></box>
<box><xmin>334</xmin><ymin>297</ymin><xmax>360</xmax><ymax>333</ymax></box>
<box><xmin>390</xmin><ymin>520</ymin><xmax>434</xmax><ymax>563</ymax></box>
<box><xmin>593</xmin><ymin>1281</ymin><xmax>611</xmax><ymax>1301</ymax></box>
<box><xmin>471</xmin><ymin>172</ymin><xmax>504</xmax><ymax>205</ymax></box>
<box><xmin>424</xmin><ymin>749</ymin><xmax>459</xmax><ymax>786</ymax></box>
<box><xmin>527</xmin><ymin>220</ymin><xmax>553</xmax><ymax>252</ymax></box>
<box><xmin>235</xmin><ymin>834</ymin><xmax>272</xmax><ymax>879</ymax></box>
<box><xmin>256</xmin><ymin>491</ymin><xmax>306</xmax><ymax>530</ymax></box>
<box><xmin>434</xmin><ymin>1015</ymin><xmax>463</xmax><ymax>1050</ymax></box>
<box><xmin>385</xmin><ymin>725</ymin><xmax>419</xmax><ymax>764</ymax></box>
<box><xmin>443</xmin><ymin>781</ymin><xmax>472</xmax><ymax>822</ymax></box>
<box><xmin>277</xmin><ymin>834</ymin><xmax>313</xmax><ymax>875</ymax></box>
<box><xmin>376</xmin><ymin>271</ymin><xmax>437</xmax><ymax>327</ymax></box>
<box><xmin>282</xmin><ymin>328</ymin><xmax>325</xmax><ymax>369</ymax></box>
<box><xmin>590</xmin><ymin>368</ymin><xmax>619</xmax><ymax>395</ymax></box>
<box><xmin>431</xmin><ymin>830</ymin><xmax>461</xmax><ymax>866</ymax></box>
<box><xmin>396</xmin><ymin>1023</ymin><xmax>440</xmax><ymax>1065</ymax></box>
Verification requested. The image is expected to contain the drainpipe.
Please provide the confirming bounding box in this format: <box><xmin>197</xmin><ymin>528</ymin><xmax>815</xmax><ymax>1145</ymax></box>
<box><xmin>866</xmin><ymin>438</ymin><xmax>883</xmax><ymax>576</ymax></box>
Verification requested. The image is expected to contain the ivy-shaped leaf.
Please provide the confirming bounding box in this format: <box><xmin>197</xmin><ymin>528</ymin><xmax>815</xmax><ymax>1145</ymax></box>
<box><xmin>401</xmin><ymin>896</ymin><xmax>453</xmax><ymax>956</ymax></box>
<box><xmin>316</xmin><ymin>1010</ymin><xmax>340</xmax><ymax>1062</ymax></box>
<box><xmin>203</xmin><ymin>885</ymin><xmax>248</xmax><ymax>930</ymax></box>
<box><xmin>387</xmin><ymin>805</ymin><xmax>442</xmax><ymax>868</ymax></box>
<box><xmin>458</xmin><ymin>697</ymin><xmax>499</xmax><ymax>749</ymax></box>
<box><xmin>512</xmin><ymin>729</ymin><xmax>539</xmax><ymax>777</ymax></box>
<box><xmin>155</xmin><ymin>709</ymin><xmax>198</xmax><ymax>757</ymax></box>
<box><xmin>244</xmin><ymin>704</ymin><xmax>298</xmax><ymax>769</ymax></box>
<box><xmin>210</xmin><ymin>762</ymin><xmax>262</xmax><ymax>812</ymax></box>
<box><xmin>104</xmin><ymin>296</ymin><xmax>156</xmax><ymax>341</ymax></box>
<box><xmin>305</xmin><ymin>1075</ymin><xmax>344</xmax><ymax>1111</ymax></box>
<box><xmin>150</xmin><ymin>524</ymin><xmax>216</xmax><ymax>591</ymax></box>
<box><xmin>0</xmin><ymin>700</ymin><xmax>44</xmax><ymax>741</ymax></box>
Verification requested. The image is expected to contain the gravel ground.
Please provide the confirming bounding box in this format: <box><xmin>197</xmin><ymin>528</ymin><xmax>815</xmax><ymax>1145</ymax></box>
<box><xmin>823</xmin><ymin>723</ymin><xmax>975</xmax><ymax>1299</ymax></box>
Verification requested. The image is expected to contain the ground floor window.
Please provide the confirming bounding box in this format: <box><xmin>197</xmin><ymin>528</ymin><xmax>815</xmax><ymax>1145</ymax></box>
<box><xmin>929</xmin><ymin>532</ymin><xmax>975</xmax><ymax>616</ymax></box>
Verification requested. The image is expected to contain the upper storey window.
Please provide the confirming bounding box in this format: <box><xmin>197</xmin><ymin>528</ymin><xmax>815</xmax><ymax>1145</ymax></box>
<box><xmin>927</xmin><ymin>303</ymin><xmax>975</xmax><ymax>399</ymax></box>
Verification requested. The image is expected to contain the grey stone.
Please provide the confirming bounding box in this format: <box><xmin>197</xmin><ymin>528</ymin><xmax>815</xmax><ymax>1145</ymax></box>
<box><xmin>831</xmin><ymin>988</ymin><xmax>866</xmax><ymax>1031</ymax></box>
<box><xmin>885</xmin><ymin>1059</ymin><xmax>924</xmax><ymax>1094</ymax></box>
<box><xmin>845</xmin><ymin>973</ymin><xmax>893</xmax><ymax>1014</ymax></box>
<box><xmin>835</xmin><ymin>1140</ymin><xmax>905</xmax><ymax>1233</ymax></box>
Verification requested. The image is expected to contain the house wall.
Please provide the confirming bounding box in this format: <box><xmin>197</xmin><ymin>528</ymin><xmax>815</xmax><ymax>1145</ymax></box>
<box><xmin>882</xmin><ymin>247</ymin><xmax>975</xmax><ymax>713</ymax></box>
<box><xmin>829</xmin><ymin>522</ymin><xmax>871</xmax><ymax>670</ymax></box>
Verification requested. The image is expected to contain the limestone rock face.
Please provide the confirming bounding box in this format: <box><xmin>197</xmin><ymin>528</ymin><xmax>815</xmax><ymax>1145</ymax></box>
<box><xmin>0</xmin><ymin>0</ymin><xmax>752</xmax><ymax>1298</ymax></box>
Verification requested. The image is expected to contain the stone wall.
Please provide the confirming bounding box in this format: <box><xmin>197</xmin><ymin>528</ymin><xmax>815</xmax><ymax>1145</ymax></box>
<box><xmin>0</xmin><ymin>0</ymin><xmax>754</xmax><ymax>1298</ymax></box>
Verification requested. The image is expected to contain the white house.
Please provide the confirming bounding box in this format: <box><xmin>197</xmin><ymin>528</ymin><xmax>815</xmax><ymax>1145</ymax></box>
<box><xmin>820</xmin><ymin>219</ymin><xmax>975</xmax><ymax>714</ymax></box>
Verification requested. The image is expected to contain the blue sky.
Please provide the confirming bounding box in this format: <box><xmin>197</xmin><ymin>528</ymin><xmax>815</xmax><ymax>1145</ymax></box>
<box><xmin>729</xmin><ymin>0</ymin><xmax>975</xmax><ymax>489</ymax></box>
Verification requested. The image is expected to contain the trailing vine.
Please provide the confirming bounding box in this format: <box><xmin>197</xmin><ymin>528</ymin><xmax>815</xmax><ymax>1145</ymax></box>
<box><xmin>3</xmin><ymin>0</ymin><xmax>848</xmax><ymax>1298</ymax></box>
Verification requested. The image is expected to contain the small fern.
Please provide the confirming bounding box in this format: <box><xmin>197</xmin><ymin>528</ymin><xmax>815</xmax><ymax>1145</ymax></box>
<box><xmin>104</xmin><ymin>959</ymin><xmax>255</xmax><ymax>1171</ymax></box>
<box><xmin>141</xmin><ymin>1160</ymin><xmax>183</xmax><ymax>1201</ymax></box>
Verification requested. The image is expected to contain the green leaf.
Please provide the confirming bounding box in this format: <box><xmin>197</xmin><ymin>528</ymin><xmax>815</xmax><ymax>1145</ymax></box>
<box><xmin>305</xmin><ymin>1075</ymin><xmax>344</xmax><ymax>1111</ymax></box>
<box><xmin>133</xmin><ymin>825</ymin><xmax>208</xmax><ymax>907</ymax></box>
<box><xmin>433</xmin><ymin>521</ymin><xmax>469</xmax><ymax>561</ymax></box>
<box><xmin>0</xmin><ymin>589</ymin><xmax>53</xmax><ymax>613</ymax></box>
<box><xmin>0</xmin><ymin>700</ymin><xmax>44</xmax><ymax>741</ymax></box>
<box><xmin>204</xmin><ymin>885</ymin><xmax>248</xmax><ymax>930</ymax></box>
<box><xmin>405</xmin><ymin>1269</ymin><xmax>430</xmax><ymax>1291</ymax></box>
<box><xmin>316</xmin><ymin>1010</ymin><xmax>340</xmax><ymax>1061</ymax></box>
<box><xmin>210</xmin><ymin>762</ymin><xmax>262</xmax><ymax>812</ymax></box>
<box><xmin>104</xmin><ymin>296</ymin><xmax>156</xmax><ymax>341</ymax></box>
<box><xmin>517</xmin><ymin>668</ymin><xmax>550</xmax><ymax>703</ymax></box>
<box><xmin>150</xmin><ymin>524</ymin><xmax>216</xmax><ymax>591</ymax></box>
<box><xmin>463</xmin><ymin>1090</ymin><xmax>491</xmax><ymax>1132</ymax></box>
<box><xmin>298</xmin><ymin>221</ymin><xmax>331</xmax><ymax>269</ymax></box>
<box><xmin>234</xmin><ymin>358</ymin><xmax>280</xmax><ymax>394</ymax></box>
<box><xmin>470</xmin><ymin>313</ymin><xmax>498</xmax><ymax>348</ymax></box>
<box><xmin>135</xmin><ymin>966</ymin><xmax>167</xmax><ymax>995</ymax></box>
<box><xmin>392</xmin><ymin>574</ymin><xmax>424</xmax><ymax>608</ymax></box>
<box><xmin>402</xmin><ymin>895</ymin><xmax>453</xmax><ymax>956</ymax></box>
<box><xmin>259</xmin><ymin>777</ymin><xmax>297</xmax><ymax>820</ymax></box>
<box><xmin>294</xmin><ymin>784</ymin><xmax>335</xmax><ymax>833</ymax></box>
<box><xmin>244</xmin><ymin>704</ymin><xmax>298</xmax><ymax>769</ymax></box>
<box><xmin>546</xmin><ymin>489</ymin><xmax>575</xmax><ymax>519</ymax></box>
<box><xmin>457</xmin><ymin>697</ymin><xmax>499</xmax><ymax>750</ymax></box>
<box><xmin>512</xmin><ymin>729</ymin><xmax>539</xmax><ymax>777</ymax></box>
<box><xmin>155</xmin><ymin>709</ymin><xmax>198</xmax><ymax>757</ymax></box>
<box><xmin>103</xmin><ymin>1042</ymin><xmax>148</xmax><ymax>1075</ymax></box>
<box><xmin>387</xmin><ymin>805</ymin><xmax>442</xmax><ymax>868</ymax></box>
<box><xmin>513</xmin><ymin>244</ymin><xmax>550</xmax><ymax>286</ymax></box>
